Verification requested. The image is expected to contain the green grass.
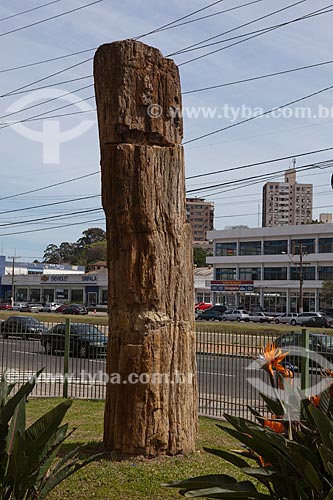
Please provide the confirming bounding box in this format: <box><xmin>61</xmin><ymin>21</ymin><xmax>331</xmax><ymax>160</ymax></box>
<box><xmin>26</xmin><ymin>399</ymin><xmax>248</xmax><ymax>500</ymax></box>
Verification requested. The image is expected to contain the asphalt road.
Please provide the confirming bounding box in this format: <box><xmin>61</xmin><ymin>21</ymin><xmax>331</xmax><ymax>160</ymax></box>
<box><xmin>0</xmin><ymin>337</ymin><xmax>324</xmax><ymax>417</ymax></box>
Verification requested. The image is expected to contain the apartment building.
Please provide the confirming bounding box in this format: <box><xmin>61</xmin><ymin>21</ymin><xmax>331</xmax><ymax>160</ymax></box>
<box><xmin>186</xmin><ymin>197</ymin><xmax>214</xmax><ymax>242</ymax></box>
<box><xmin>262</xmin><ymin>168</ymin><xmax>313</xmax><ymax>227</ymax></box>
<box><xmin>207</xmin><ymin>223</ymin><xmax>333</xmax><ymax>313</ymax></box>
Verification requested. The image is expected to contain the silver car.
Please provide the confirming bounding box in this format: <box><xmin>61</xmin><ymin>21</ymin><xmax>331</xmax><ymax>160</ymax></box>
<box><xmin>222</xmin><ymin>309</ymin><xmax>250</xmax><ymax>322</ymax></box>
<box><xmin>249</xmin><ymin>312</ymin><xmax>274</xmax><ymax>323</ymax></box>
<box><xmin>274</xmin><ymin>313</ymin><xmax>299</xmax><ymax>325</ymax></box>
<box><xmin>290</xmin><ymin>312</ymin><xmax>328</xmax><ymax>326</ymax></box>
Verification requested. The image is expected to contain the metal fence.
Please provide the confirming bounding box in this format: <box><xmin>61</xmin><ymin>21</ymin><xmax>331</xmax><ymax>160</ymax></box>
<box><xmin>0</xmin><ymin>318</ymin><xmax>329</xmax><ymax>419</ymax></box>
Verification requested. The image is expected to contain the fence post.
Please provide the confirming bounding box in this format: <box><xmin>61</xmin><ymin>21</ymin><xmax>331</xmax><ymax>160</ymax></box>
<box><xmin>63</xmin><ymin>318</ymin><xmax>70</xmax><ymax>398</ymax></box>
<box><xmin>301</xmin><ymin>328</ymin><xmax>309</xmax><ymax>391</ymax></box>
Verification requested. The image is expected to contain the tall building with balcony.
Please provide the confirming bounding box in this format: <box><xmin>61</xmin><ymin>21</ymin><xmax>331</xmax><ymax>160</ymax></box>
<box><xmin>262</xmin><ymin>167</ymin><xmax>313</xmax><ymax>227</ymax></box>
<box><xmin>186</xmin><ymin>198</ymin><xmax>214</xmax><ymax>242</ymax></box>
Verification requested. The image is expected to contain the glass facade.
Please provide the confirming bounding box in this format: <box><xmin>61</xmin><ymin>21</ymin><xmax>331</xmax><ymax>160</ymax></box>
<box><xmin>290</xmin><ymin>266</ymin><xmax>316</xmax><ymax>281</ymax></box>
<box><xmin>291</xmin><ymin>238</ymin><xmax>315</xmax><ymax>254</ymax></box>
<box><xmin>239</xmin><ymin>267</ymin><xmax>261</xmax><ymax>280</ymax></box>
<box><xmin>239</xmin><ymin>241</ymin><xmax>261</xmax><ymax>255</ymax></box>
<box><xmin>215</xmin><ymin>242</ymin><xmax>237</xmax><ymax>256</ymax></box>
<box><xmin>263</xmin><ymin>240</ymin><xmax>288</xmax><ymax>255</ymax></box>
<box><xmin>42</xmin><ymin>288</ymin><xmax>54</xmax><ymax>303</ymax></box>
<box><xmin>318</xmin><ymin>267</ymin><xmax>333</xmax><ymax>280</ymax></box>
<box><xmin>215</xmin><ymin>268</ymin><xmax>237</xmax><ymax>280</ymax></box>
<box><xmin>319</xmin><ymin>238</ymin><xmax>333</xmax><ymax>253</ymax></box>
<box><xmin>30</xmin><ymin>288</ymin><xmax>41</xmax><ymax>302</ymax></box>
<box><xmin>263</xmin><ymin>267</ymin><xmax>287</xmax><ymax>280</ymax></box>
<box><xmin>71</xmin><ymin>289</ymin><xmax>83</xmax><ymax>303</ymax></box>
<box><xmin>16</xmin><ymin>288</ymin><xmax>27</xmax><ymax>301</ymax></box>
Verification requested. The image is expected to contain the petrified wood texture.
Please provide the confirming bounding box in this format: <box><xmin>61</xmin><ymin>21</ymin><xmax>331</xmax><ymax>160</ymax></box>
<box><xmin>94</xmin><ymin>39</ymin><xmax>197</xmax><ymax>457</ymax></box>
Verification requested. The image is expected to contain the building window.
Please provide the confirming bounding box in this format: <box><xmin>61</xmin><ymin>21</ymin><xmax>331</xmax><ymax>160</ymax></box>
<box><xmin>290</xmin><ymin>266</ymin><xmax>315</xmax><ymax>280</ymax></box>
<box><xmin>239</xmin><ymin>268</ymin><xmax>261</xmax><ymax>280</ymax></box>
<box><xmin>55</xmin><ymin>288</ymin><xmax>69</xmax><ymax>301</ymax></box>
<box><xmin>239</xmin><ymin>241</ymin><xmax>261</xmax><ymax>256</ymax></box>
<box><xmin>30</xmin><ymin>288</ymin><xmax>41</xmax><ymax>302</ymax></box>
<box><xmin>318</xmin><ymin>267</ymin><xmax>333</xmax><ymax>280</ymax></box>
<box><xmin>16</xmin><ymin>288</ymin><xmax>28</xmax><ymax>301</ymax></box>
<box><xmin>71</xmin><ymin>289</ymin><xmax>83</xmax><ymax>303</ymax></box>
<box><xmin>101</xmin><ymin>289</ymin><xmax>108</xmax><ymax>305</ymax></box>
<box><xmin>291</xmin><ymin>239</ymin><xmax>315</xmax><ymax>254</ymax></box>
<box><xmin>215</xmin><ymin>268</ymin><xmax>237</xmax><ymax>280</ymax></box>
<box><xmin>319</xmin><ymin>238</ymin><xmax>333</xmax><ymax>253</ymax></box>
<box><xmin>215</xmin><ymin>242</ymin><xmax>237</xmax><ymax>256</ymax></box>
<box><xmin>263</xmin><ymin>267</ymin><xmax>287</xmax><ymax>280</ymax></box>
<box><xmin>263</xmin><ymin>240</ymin><xmax>288</xmax><ymax>255</ymax></box>
<box><xmin>42</xmin><ymin>288</ymin><xmax>54</xmax><ymax>303</ymax></box>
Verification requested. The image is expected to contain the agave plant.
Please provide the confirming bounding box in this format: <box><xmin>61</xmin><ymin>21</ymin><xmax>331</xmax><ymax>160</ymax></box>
<box><xmin>165</xmin><ymin>342</ymin><xmax>333</xmax><ymax>499</ymax></box>
<box><xmin>0</xmin><ymin>369</ymin><xmax>99</xmax><ymax>500</ymax></box>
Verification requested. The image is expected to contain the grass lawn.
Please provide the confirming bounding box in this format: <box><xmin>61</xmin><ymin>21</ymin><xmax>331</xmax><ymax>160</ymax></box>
<box><xmin>26</xmin><ymin>399</ymin><xmax>249</xmax><ymax>500</ymax></box>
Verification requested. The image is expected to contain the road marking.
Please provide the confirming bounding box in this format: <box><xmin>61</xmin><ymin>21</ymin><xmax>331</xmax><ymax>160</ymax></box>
<box><xmin>198</xmin><ymin>371</ymin><xmax>236</xmax><ymax>377</ymax></box>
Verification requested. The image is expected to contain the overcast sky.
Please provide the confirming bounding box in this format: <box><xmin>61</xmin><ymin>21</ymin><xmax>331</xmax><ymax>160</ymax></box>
<box><xmin>0</xmin><ymin>0</ymin><xmax>333</xmax><ymax>260</ymax></box>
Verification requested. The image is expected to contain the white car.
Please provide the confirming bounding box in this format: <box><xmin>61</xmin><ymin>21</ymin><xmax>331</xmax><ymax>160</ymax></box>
<box><xmin>248</xmin><ymin>312</ymin><xmax>274</xmax><ymax>323</ymax></box>
<box><xmin>290</xmin><ymin>312</ymin><xmax>327</xmax><ymax>326</ymax></box>
<box><xmin>274</xmin><ymin>313</ymin><xmax>299</xmax><ymax>325</ymax></box>
<box><xmin>39</xmin><ymin>303</ymin><xmax>61</xmax><ymax>312</ymax></box>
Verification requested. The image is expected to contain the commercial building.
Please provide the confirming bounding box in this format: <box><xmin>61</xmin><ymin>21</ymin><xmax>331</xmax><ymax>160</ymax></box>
<box><xmin>320</xmin><ymin>213</ymin><xmax>333</xmax><ymax>224</ymax></box>
<box><xmin>207</xmin><ymin>223</ymin><xmax>333</xmax><ymax>313</ymax></box>
<box><xmin>186</xmin><ymin>197</ymin><xmax>214</xmax><ymax>242</ymax></box>
<box><xmin>262</xmin><ymin>168</ymin><xmax>313</xmax><ymax>227</ymax></box>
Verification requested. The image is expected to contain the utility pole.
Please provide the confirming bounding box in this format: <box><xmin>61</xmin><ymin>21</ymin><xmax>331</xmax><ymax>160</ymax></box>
<box><xmin>8</xmin><ymin>255</ymin><xmax>20</xmax><ymax>306</ymax></box>
<box><xmin>298</xmin><ymin>242</ymin><xmax>304</xmax><ymax>314</ymax></box>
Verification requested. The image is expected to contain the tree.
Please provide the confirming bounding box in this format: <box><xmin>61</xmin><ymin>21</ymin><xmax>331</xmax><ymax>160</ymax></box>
<box><xmin>320</xmin><ymin>280</ymin><xmax>333</xmax><ymax>308</ymax></box>
<box><xmin>77</xmin><ymin>228</ymin><xmax>106</xmax><ymax>248</ymax></box>
<box><xmin>42</xmin><ymin>244</ymin><xmax>61</xmax><ymax>264</ymax></box>
<box><xmin>193</xmin><ymin>247</ymin><xmax>207</xmax><ymax>267</ymax></box>
<box><xmin>85</xmin><ymin>240</ymin><xmax>107</xmax><ymax>264</ymax></box>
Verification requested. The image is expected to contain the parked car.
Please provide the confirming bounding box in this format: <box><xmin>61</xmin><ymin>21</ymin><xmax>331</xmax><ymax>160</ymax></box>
<box><xmin>208</xmin><ymin>305</ymin><xmax>227</xmax><ymax>314</ymax></box>
<box><xmin>0</xmin><ymin>303</ymin><xmax>12</xmax><ymax>310</ymax></box>
<box><xmin>290</xmin><ymin>312</ymin><xmax>328</xmax><ymax>326</ymax></box>
<box><xmin>12</xmin><ymin>302</ymin><xmax>27</xmax><ymax>311</ymax></box>
<box><xmin>302</xmin><ymin>315</ymin><xmax>332</xmax><ymax>328</ymax></box>
<box><xmin>0</xmin><ymin>316</ymin><xmax>45</xmax><ymax>339</ymax></box>
<box><xmin>55</xmin><ymin>304</ymin><xmax>67</xmax><ymax>313</ymax></box>
<box><xmin>274</xmin><ymin>313</ymin><xmax>299</xmax><ymax>325</ymax></box>
<box><xmin>40</xmin><ymin>303</ymin><xmax>62</xmax><ymax>313</ymax></box>
<box><xmin>196</xmin><ymin>309</ymin><xmax>224</xmax><ymax>321</ymax></box>
<box><xmin>41</xmin><ymin>323</ymin><xmax>108</xmax><ymax>358</ymax></box>
<box><xmin>320</xmin><ymin>308</ymin><xmax>333</xmax><ymax>318</ymax></box>
<box><xmin>222</xmin><ymin>309</ymin><xmax>250</xmax><ymax>322</ymax></box>
<box><xmin>61</xmin><ymin>304</ymin><xmax>88</xmax><ymax>315</ymax></box>
<box><xmin>248</xmin><ymin>311</ymin><xmax>274</xmax><ymax>323</ymax></box>
<box><xmin>19</xmin><ymin>303</ymin><xmax>43</xmax><ymax>313</ymax></box>
<box><xmin>195</xmin><ymin>302</ymin><xmax>213</xmax><ymax>311</ymax></box>
<box><xmin>275</xmin><ymin>331</ymin><xmax>333</xmax><ymax>368</ymax></box>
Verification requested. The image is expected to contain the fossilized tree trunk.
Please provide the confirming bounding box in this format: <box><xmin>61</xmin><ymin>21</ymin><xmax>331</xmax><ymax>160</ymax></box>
<box><xmin>94</xmin><ymin>39</ymin><xmax>197</xmax><ymax>457</ymax></box>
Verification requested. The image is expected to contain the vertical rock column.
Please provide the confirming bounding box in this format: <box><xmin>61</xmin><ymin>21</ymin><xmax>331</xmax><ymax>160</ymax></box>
<box><xmin>94</xmin><ymin>39</ymin><xmax>197</xmax><ymax>456</ymax></box>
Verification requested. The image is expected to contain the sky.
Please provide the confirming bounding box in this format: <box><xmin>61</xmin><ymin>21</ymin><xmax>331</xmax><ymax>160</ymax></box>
<box><xmin>0</xmin><ymin>0</ymin><xmax>333</xmax><ymax>261</ymax></box>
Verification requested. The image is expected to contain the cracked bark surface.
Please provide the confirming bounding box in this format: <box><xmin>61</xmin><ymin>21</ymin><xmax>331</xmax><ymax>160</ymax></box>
<box><xmin>94</xmin><ymin>39</ymin><xmax>197</xmax><ymax>457</ymax></box>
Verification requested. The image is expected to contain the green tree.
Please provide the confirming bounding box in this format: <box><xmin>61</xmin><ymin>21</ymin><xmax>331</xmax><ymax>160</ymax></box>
<box><xmin>193</xmin><ymin>247</ymin><xmax>207</xmax><ymax>267</ymax></box>
<box><xmin>85</xmin><ymin>240</ymin><xmax>107</xmax><ymax>264</ymax></box>
<box><xmin>77</xmin><ymin>228</ymin><xmax>106</xmax><ymax>248</ymax></box>
<box><xmin>42</xmin><ymin>244</ymin><xmax>61</xmax><ymax>264</ymax></box>
<box><xmin>321</xmin><ymin>280</ymin><xmax>333</xmax><ymax>307</ymax></box>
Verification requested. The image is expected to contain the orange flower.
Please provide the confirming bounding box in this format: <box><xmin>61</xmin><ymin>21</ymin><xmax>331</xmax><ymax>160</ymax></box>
<box><xmin>259</xmin><ymin>342</ymin><xmax>289</xmax><ymax>377</ymax></box>
<box><xmin>264</xmin><ymin>418</ymin><xmax>285</xmax><ymax>434</ymax></box>
<box><xmin>310</xmin><ymin>395</ymin><xmax>321</xmax><ymax>407</ymax></box>
<box><xmin>258</xmin><ymin>455</ymin><xmax>272</xmax><ymax>468</ymax></box>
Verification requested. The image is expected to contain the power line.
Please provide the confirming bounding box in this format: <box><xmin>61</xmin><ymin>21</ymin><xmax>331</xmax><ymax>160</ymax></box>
<box><xmin>186</xmin><ymin>146</ymin><xmax>333</xmax><ymax>180</ymax></box>
<box><xmin>0</xmin><ymin>84</ymin><xmax>93</xmax><ymax>121</ymax></box>
<box><xmin>0</xmin><ymin>0</ymin><xmax>103</xmax><ymax>38</ymax></box>
<box><xmin>0</xmin><ymin>0</ymin><xmax>66</xmax><ymax>23</ymax></box>
<box><xmin>178</xmin><ymin>4</ymin><xmax>333</xmax><ymax>66</ymax></box>
<box><xmin>0</xmin><ymin>195</ymin><xmax>100</xmax><ymax>215</ymax></box>
<box><xmin>183</xmin><ymin>80</ymin><xmax>333</xmax><ymax>145</ymax></box>
<box><xmin>168</xmin><ymin>0</ymin><xmax>310</xmax><ymax>57</ymax></box>
<box><xmin>0</xmin><ymin>208</ymin><xmax>103</xmax><ymax>228</ymax></box>
<box><xmin>183</xmin><ymin>59</ymin><xmax>333</xmax><ymax>95</ymax></box>
<box><xmin>0</xmin><ymin>218</ymin><xmax>105</xmax><ymax>237</ymax></box>
<box><xmin>1</xmin><ymin>75</ymin><xmax>93</xmax><ymax>97</ymax></box>
<box><xmin>155</xmin><ymin>0</ymin><xmax>266</xmax><ymax>33</ymax></box>
<box><xmin>0</xmin><ymin>171</ymin><xmax>99</xmax><ymax>201</ymax></box>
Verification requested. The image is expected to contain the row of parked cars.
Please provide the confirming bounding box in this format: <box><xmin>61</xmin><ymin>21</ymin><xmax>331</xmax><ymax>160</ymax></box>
<box><xmin>0</xmin><ymin>302</ymin><xmax>88</xmax><ymax>315</ymax></box>
<box><xmin>196</xmin><ymin>306</ymin><xmax>333</xmax><ymax>328</ymax></box>
<box><xmin>0</xmin><ymin>316</ymin><xmax>107</xmax><ymax>358</ymax></box>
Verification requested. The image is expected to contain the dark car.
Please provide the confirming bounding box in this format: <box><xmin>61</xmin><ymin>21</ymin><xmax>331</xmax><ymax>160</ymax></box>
<box><xmin>208</xmin><ymin>305</ymin><xmax>227</xmax><ymax>314</ymax></box>
<box><xmin>55</xmin><ymin>304</ymin><xmax>67</xmax><ymax>313</ymax></box>
<box><xmin>320</xmin><ymin>308</ymin><xmax>333</xmax><ymax>318</ymax></box>
<box><xmin>41</xmin><ymin>323</ymin><xmax>108</xmax><ymax>358</ymax></box>
<box><xmin>196</xmin><ymin>309</ymin><xmax>224</xmax><ymax>321</ymax></box>
<box><xmin>275</xmin><ymin>331</ymin><xmax>333</xmax><ymax>369</ymax></box>
<box><xmin>0</xmin><ymin>316</ymin><xmax>45</xmax><ymax>339</ymax></box>
<box><xmin>302</xmin><ymin>315</ymin><xmax>332</xmax><ymax>328</ymax></box>
<box><xmin>61</xmin><ymin>304</ymin><xmax>88</xmax><ymax>315</ymax></box>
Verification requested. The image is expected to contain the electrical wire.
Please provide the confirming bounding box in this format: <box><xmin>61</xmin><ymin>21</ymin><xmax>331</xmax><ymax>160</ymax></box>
<box><xmin>0</xmin><ymin>195</ymin><xmax>100</xmax><ymax>215</ymax></box>
<box><xmin>183</xmin><ymin>80</ymin><xmax>333</xmax><ymax>145</ymax></box>
<box><xmin>0</xmin><ymin>218</ymin><xmax>105</xmax><ymax>237</ymax></box>
<box><xmin>0</xmin><ymin>0</ymin><xmax>67</xmax><ymax>23</ymax></box>
<box><xmin>178</xmin><ymin>5</ymin><xmax>333</xmax><ymax>65</ymax></box>
<box><xmin>169</xmin><ymin>0</ymin><xmax>310</xmax><ymax>57</ymax></box>
<box><xmin>0</xmin><ymin>0</ymin><xmax>103</xmax><ymax>38</ymax></box>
